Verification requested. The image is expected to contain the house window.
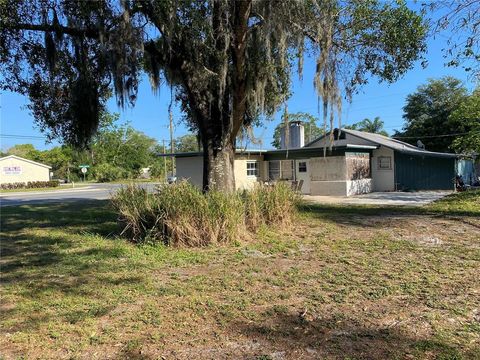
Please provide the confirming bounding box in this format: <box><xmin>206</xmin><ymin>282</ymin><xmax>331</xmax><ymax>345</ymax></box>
<box><xmin>298</xmin><ymin>161</ymin><xmax>307</xmax><ymax>173</ymax></box>
<box><xmin>247</xmin><ymin>161</ymin><xmax>259</xmax><ymax>177</ymax></box>
<box><xmin>268</xmin><ymin>161</ymin><xmax>280</xmax><ymax>180</ymax></box>
<box><xmin>378</xmin><ymin>156</ymin><xmax>392</xmax><ymax>170</ymax></box>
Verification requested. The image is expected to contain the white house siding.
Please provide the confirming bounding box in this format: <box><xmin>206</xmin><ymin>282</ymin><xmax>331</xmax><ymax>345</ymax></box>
<box><xmin>308</xmin><ymin>155</ymin><xmax>372</xmax><ymax>196</ymax></box>
<box><xmin>310</xmin><ymin>156</ymin><xmax>346</xmax><ymax>181</ymax></box>
<box><xmin>234</xmin><ymin>155</ymin><xmax>265</xmax><ymax>190</ymax></box>
<box><xmin>310</xmin><ymin>180</ymin><xmax>345</xmax><ymax>196</ymax></box>
<box><xmin>371</xmin><ymin>147</ymin><xmax>395</xmax><ymax>191</ymax></box>
<box><xmin>310</xmin><ymin>179</ymin><xmax>371</xmax><ymax>196</ymax></box>
<box><xmin>176</xmin><ymin>154</ymin><xmax>266</xmax><ymax>190</ymax></box>
<box><xmin>309</xmin><ymin>156</ymin><xmax>347</xmax><ymax>196</ymax></box>
<box><xmin>0</xmin><ymin>156</ymin><xmax>51</xmax><ymax>184</ymax></box>
<box><xmin>346</xmin><ymin>179</ymin><xmax>372</xmax><ymax>196</ymax></box>
<box><xmin>176</xmin><ymin>156</ymin><xmax>204</xmax><ymax>188</ymax></box>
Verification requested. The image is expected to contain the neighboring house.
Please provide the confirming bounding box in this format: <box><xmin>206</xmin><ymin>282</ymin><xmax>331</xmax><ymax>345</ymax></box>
<box><xmin>0</xmin><ymin>155</ymin><xmax>52</xmax><ymax>185</ymax></box>
<box><xmin>169</xmin><ymin>126</ymin><xmax>467</xmax><ymax>196</ymax></box>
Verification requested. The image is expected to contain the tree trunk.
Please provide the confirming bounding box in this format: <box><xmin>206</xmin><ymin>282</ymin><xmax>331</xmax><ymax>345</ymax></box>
<box><xmin>200</xmin><ymin>83</ymin><xmax>236</xmax><ymax>192</ymax></box>
<box><xmin>195</xmin><ymin>0</ymin><xmax>251</xmax><ymax>192</ymax></box>
<box><xmin>186</xmin><ymin>0</ymin><xmax>252</xmax><ymax>192</ymax></box>
<box><xmin>202</xmin><ymin>136</ymin><xmax>236</xmax><ymax>192</ymax></box>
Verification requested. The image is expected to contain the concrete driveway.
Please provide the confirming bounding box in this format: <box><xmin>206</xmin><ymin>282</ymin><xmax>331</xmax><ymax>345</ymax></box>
<box><xmin>304</xmin><ymin>191</ymin><xmax>453</xmax><ymax>207</ymax></box>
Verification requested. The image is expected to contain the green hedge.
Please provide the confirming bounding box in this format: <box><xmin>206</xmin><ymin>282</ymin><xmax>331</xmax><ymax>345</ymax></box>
<box><xmin>1</xmin><ymin>180</ymin><xmax>60</xmax><ymax>190</ymax></box>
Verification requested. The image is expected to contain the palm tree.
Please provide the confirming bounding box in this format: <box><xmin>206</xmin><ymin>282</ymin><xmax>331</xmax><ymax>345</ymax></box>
<box><xmin>351</xmin><ymin>117</ymin><xmax>389</xmax><ymax>136</ymax></box>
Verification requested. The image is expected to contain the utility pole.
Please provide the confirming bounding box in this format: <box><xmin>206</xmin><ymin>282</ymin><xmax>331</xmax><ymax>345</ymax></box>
<box><xmin>163</xmin><ymin>139</ymin><xmax>167</xmax><ymax>183</ymax></box>
<box><xmin>168</xmin><ymin>87</ymin><xmax>175</xmax><ymax>176</ymax></box>
<box><xmin>169</xmin><ymin>108</ymin><xmax>174</xmax><ymax>175</ymax></box>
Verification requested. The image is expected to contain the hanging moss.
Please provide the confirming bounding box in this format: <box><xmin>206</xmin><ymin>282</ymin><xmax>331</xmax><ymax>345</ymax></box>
<box><xmin>3</xmin><ymin>0</ymin><xmax>427</xmax><ymax>157</ymax></box>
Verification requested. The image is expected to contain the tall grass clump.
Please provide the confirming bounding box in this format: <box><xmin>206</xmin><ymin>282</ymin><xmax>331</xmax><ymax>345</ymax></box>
<box><xmin>243</xmin><ymin>182</ymin><xmax>301</xmax><ymax>231</ymax></box>
<box><xmin>112</xmin><ymin>182</ymin><xmax>245</xmax><ymax>246</ymax></box>
<box><xmin>112</xmin><ymin>181</ymin><xmax>300</xmax><ymax>247</ymax></box>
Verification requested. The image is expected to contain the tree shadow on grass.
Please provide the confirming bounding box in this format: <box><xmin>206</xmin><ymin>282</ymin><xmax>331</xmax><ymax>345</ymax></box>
<box><xmin>0</xmin><ymin>201</ymin><xmax>145</xmax><ymax>333</ymax></box>
<box><xmin>1</xmin><ymin>231</ymin><xmax>145</xmax><ymax>332</ymax></box>
<box><xmin>231</xmin><ymin>311</ymin><xmax>464</xmax><ymax>359</ymax></box>
<box><xmin>0</xmin><ymin>199</ymin><xmax>117</xmax><ymax>234</ymax></box>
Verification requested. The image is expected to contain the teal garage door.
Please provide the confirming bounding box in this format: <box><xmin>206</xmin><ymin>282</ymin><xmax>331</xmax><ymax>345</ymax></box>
<box><xmin>394</xmin><ymin>152</ymin><xmax>455</xmax><ymax>190</ymax></box>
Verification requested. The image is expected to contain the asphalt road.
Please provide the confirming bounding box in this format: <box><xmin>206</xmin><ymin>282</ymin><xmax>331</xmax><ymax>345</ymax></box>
<box><xmin>0</xmin><ymin>183</ymin><xmax>159</xmax><ymax>206</ymax></box>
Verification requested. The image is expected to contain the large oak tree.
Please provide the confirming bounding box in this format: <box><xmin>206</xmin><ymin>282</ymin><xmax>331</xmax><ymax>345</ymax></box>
<box><xmin>1</xmin><ymin>0</ymin><xmax>427</xmax><ymax>191</ymax></box>
<box><xmin>428</xmin><ymin>1</ymin><xmax>480</xmax><ymax>79</ymax></box>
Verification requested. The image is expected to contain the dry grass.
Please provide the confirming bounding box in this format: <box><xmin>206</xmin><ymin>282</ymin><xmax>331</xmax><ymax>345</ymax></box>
<box><xmin>1</xmin><ymin>191</ymin><xmax>479</xmax><ymax>359</ymax></box>
<box><xmin>111</xmin><ymin>182</ymin><xmax>300</xmax><ymax>246</ymax></box>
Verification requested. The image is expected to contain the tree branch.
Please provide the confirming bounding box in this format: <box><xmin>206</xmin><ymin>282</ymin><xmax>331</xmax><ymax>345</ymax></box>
<box><xmin>5</xmin><ymin>23</ymin><xmax>100</xmax><ymax>39</ymax></box>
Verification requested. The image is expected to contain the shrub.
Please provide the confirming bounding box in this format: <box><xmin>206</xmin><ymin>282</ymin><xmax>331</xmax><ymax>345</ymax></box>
<box><xmin>26</xmin><ymin>180</ymin><xmax>60</xmax><ymax>188</ymax></box>
<box><xmin>1</xmin><ymin>180</ymin><xmax>59</xmax><ymax>190</ymax></box>
<box><xmin>111</xmin><ymin>181</ymin><xmax>300</xmax><ymax>247</ymax></box>
<box><xmin>1</xmin><ymin>182</ymin><xmax>25</xmax><ymax>190</ymax></box>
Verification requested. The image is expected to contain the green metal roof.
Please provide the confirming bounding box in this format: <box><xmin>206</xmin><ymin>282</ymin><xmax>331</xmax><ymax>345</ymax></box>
<box><xmin>157</xmin><ymin>149</ymin><xmax>267</xmax><ymax>158</ymax></box>
<box><xmin>263</xmin><ymin>146</ymin><xmax>373</xmax><ymax>160</ymax></box>
<box><xmin>161</xmin><ymin>145</ymin><xmax>374</xmax><ymax>160</ymax></box>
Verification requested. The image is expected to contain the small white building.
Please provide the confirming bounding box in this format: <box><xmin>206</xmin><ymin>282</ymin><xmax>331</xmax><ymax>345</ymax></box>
<box><xmin>0</xmin><ymin>155</ymin><xmax>52</xmax><ymax>185</ymax></box>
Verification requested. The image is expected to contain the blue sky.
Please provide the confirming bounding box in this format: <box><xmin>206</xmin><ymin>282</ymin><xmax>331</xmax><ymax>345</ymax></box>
<box><xmin>0</xmin><ymin>8</ymin><xmax>477</xmax><ymax>152</ymax></box>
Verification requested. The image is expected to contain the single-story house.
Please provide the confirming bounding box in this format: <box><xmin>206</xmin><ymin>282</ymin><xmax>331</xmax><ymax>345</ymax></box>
<box><xmin>0</xmin><ymin>155</ymin><xmax>52</xmax><ymax>185</ymax></box>
<box><xmin>169</xmin><ymin>127</ymin><xmax>470</xmax><ymax>196</ymax></box>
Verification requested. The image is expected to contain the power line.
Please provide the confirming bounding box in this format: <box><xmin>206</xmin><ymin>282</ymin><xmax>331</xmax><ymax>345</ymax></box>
<box><xmin>392</xmin><ymin>131</ymin><xmax>479</xmax><ymax>139</ymax></box>
<box><xmin>0</xmin><ymin>133</ymin><xmax>46</xmax><ymax>139</ymax></box>
<box><xmin>383</xmin><ymin>125</ymin><xmax>404</xmax><ymax>129</ymax></box>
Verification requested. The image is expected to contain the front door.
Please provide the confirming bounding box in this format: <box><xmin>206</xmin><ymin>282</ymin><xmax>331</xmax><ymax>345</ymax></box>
<box><xmin>296</xmin><ymin>159</ymin><xmax>310</xmax><ymax>194</ymax></box>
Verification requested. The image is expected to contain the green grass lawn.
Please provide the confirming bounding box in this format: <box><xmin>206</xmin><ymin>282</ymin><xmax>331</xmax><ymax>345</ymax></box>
<box><xmin>1</xmin><ymin>191</ymin><xmax>479</xmax><ymax>359</ymax></box>
<box><xmin>427</xmin><ymin>190</ymin><xmax>480</xmax><ymax>215</ymax></box>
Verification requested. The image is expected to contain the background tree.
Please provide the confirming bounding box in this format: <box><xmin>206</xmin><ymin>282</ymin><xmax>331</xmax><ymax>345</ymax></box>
<box><xmin>344</xmin><ymin>117</ymin><xmax>388</xmax><ymax>136</ymax></box>
<box><xmin>6</xmin><ymin>144</ymin><xmax>42</xmax><ymax>160</ymax></box>
<box><xmin>393</xmin><ymin>77</ymin><xmax>468</xmax><ymax>152</ymax></box>
<box><xmin>4</xmin><ymin>112</ymin><xmax>168</xmax><ymax>182</ymax></box>
<box><xmin>449</xmin><ymin>88</ymin><xmax>480</xmax><ymax>155</ymax></box>
<box><xmin>1</xmin><ymin>0</ymin><xmax>427</xmax><ymax>191</ymax></box>
<box><xmin>90</xmin><ymin>114</ymin><xmax>161</xmax><ymax>180</ymax></box>
<box><xmin>272</xmin><ymin>112</ymin><xmax>325</xmax><ymax>149</ymax></box>
<box><xmin>40</xmin><ymin>146</ymin><xmax>74</xmax><ymax>180</ymax></box>
<box><xmin>175</xmin><ymin>134</ymin><xmax>201</xmax><ymax>153</ymax></box>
